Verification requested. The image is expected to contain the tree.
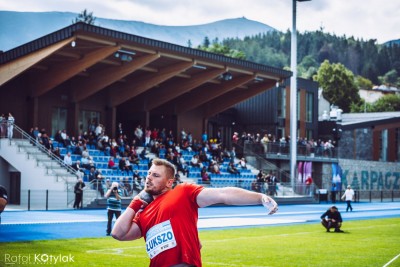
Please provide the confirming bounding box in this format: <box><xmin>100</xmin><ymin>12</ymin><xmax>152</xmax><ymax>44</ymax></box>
<box><xmin>198</xmin><ymin>42</ymin><xmax>246</xmax><ymax>60</ymax></box>
<box><xmin>72</xmin><ymin>9</ymin><xmax>96</xmax><ymax>25</ymax></box>
<box><xmin>355</xmin><ymin>75</ymin><xmax>373</xmax><ymax>90</ymax></box>
<box><xmin>372</xmin><ymin>94</ymin><xmax>400</xmax><ymax>112</ymax></box>
<box><xmin>378</xmin><ymin>69</ymin><xmax>400</xmax><ymax>88</ymax></box>
<box><xmin>314</xmin><ymin>60</ymin><xmax>360</xmax><ymax>112</ymax></box>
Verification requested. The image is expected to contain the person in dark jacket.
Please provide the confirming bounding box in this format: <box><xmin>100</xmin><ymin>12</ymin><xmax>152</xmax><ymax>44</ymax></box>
<box><xmin>320</xmin><ymin>205</ymin><xmax>343</xmax><ymax>232</ymax></box>
<box><xmin>73</xmin><ymin>178</ymin><xmax>86</xmax><ymax>209</ymax></box>
<box><xmin>0</xmin><ymin>185</ymin><xmax>8</xmax><ymax>224</ymax></box>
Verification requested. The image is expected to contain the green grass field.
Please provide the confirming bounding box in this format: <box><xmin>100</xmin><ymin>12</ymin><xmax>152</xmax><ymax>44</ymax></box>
<box><xmin>1</xmin><ymin>218</ymin><xmax>399</xmax><ymax>267</ymax></box>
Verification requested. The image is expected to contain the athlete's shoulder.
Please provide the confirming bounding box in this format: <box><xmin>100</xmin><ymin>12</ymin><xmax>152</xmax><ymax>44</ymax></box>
<box><xmin>175</xmin><ymin>182</ymin><xmax>203</xmax><ymax>190</ymax></box>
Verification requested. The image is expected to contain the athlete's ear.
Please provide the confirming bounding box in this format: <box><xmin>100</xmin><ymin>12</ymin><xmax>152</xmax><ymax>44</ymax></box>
<box><xmin>166</xmin><ymin>178</ymin><xmax>174</xmax><ymax>188</ymax></box>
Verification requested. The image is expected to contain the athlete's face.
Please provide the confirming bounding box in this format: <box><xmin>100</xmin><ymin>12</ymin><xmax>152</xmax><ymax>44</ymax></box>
<box><xmin>145</xmin><ymin>164</ymin><xmax>173</xmax><ymax>196</ymax></box>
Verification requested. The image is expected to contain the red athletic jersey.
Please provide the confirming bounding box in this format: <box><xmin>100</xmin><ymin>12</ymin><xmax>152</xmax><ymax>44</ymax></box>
<box><xmin>134</xmin><ymin>183</ymin><xmax>204</xmax><ymax>267</ymax></box>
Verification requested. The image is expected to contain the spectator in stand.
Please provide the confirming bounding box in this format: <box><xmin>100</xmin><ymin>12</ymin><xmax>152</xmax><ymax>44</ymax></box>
<box><xmin>324</xmin><ymin>140</ymin><xmax>334</xmax><ymax>157</ymax></box>
<box><xmin>73</xmin><ymin>178</ymin><xmax>85</xmax><ymax>209</ymax></box>
<box><xmin>209</xmin><ymin>160</ymin><xmax>221</xmax><ymax>175</ymax></box>
<box><xmin>123</xmin><ymin>177</ymin><xmax>132</xmax><ymax>196</ymax></box>
<box><xmin>134</xmin><ymin>125</ymin><xmax>143</xmax><ymax>146</ymax></box>
<box><xmin>144</xmin><ymin>127</ymin><xmax>151</xmax><ymax>147</ymax></box>
<box><xmin>108</xmin><ymin>156</ymin><xmax>118</xmax><ymax>170</ymax></box>
<box><xmin>139</xmin><ymin>147</ymin><xmax>148</xmax><ymax>160</ymax></box>
<box><xmin>60</xmin><ymin>129</ymin><xmax>69</xmax><ymax>147</ymax></box>
<box><xmin>180</xmin><ymin>128</ymin><xmax>187</xmax><ymax>142</ymax></box>
<box><xmin>0</xmin><ymin>114</ymin><xmax>7</xmax><ymax>138</ymax></box>
<box><xmin>261</xmin><ymin>134</ymin><xmax>270</xmax><ymax>153</ymax></box>
<box><xmin>87</xmin><ymin>156</ymin><xmax>96</xmax><ymax>170</ymax></box>
<box><xmin>132</xmin><ymin>170</ymin><xmax>143</xmax><ymax>192</ymax></box>
<box><xmin>119</xmin><ymin>157</ymin><xmax>128</xmax><ymax>172</ymax></box>
<box><xmin>96</xmin><ymin>173</ymin><xmax>105</xmax><ymax>198</ymax></box>
<box><xmin>63</xmin><ymin>152</ymin><xmax>73</xmax><ymax>167</ymax></box>
<box><xmin>54</xmin><ymin>130</ymin><xmax>63</xmax><ymax>144</ymax></box>
<box><xmin>159</xmin><ymin>128</ymin><xmax>167</xmax><ymax>144</ymax></box>
<box><xmin>117</xmin><ymin>122</ymin><xmax>123</xmax><ymax>136</ymax></box>
<box><xmin>81</xmin><ymin>146</ymin><xmax>90</xmax><ymax>159</ymax></box>
<box><xmin>40</xmin><ymin>132</ymin><xmax>51</xmax><ymax>150</ymax></box>
<box><xmin>80</xmin><ymin>155</ymin><xmax>90</xmax><ymax>170</ymax></box>
<box><xmin>229</xmin><ymin>146</ymin><xmax>236</xmax><ymax>163</ymax></box>
<box><xmin>167</xmin><ymin>130</ymin><xmax>174</xmax><ymax>143</ymax></box>
<box><xmin>72</xmin><ymin>160</ymin><xmax>85</xmax><ymax>178</ymax></box>
<box><xmin>95</xmin><ymin>123</ymin><xmax>103</xmax><ymax>137</ymax></box>
<box><xmin>201</xmin><ymin>131</ymin><xmax>208</xmax><ymax>144</ymax></box>
<box><xmin>239</xmin><ymin>158</ymin><xmax>247</xmax><ymax>169</ymax></box>
<box><xmin>187</xmin><ymin>132</ymin><xmax>193</xmax><ymax>145</ymax></box>
<box><xmin>151</xmin><ymin>128</ymin><xmax>158</xmax><ymax>143</ymax></box>
<box><xmin>52</xmin><ymin>147</ymin><xmax>62</xmax><ymax>159</ymax></box>
<box><xmin>88</xmin><ymin>167</ymin><xmax>99</xmax><ymax>189</ymax></box>
<box><xmin>232</xmin><ymin>132</ymin><xmax>239</xmax><ymax>144</ymax></box>
<box><xmin>175</xmin><ymin>153</ymin><xmax>189</xmax><ymax>176</ymax></box>
<box><xmin>227</xmin><ymin>162</ymin><xmax>240</xmax><ymax>176</ymax></box>
<box><xmin>198</xmin><ymin>150</ymin><xmax>209</xmax><ymax>165</ymax></box>
<box><xmin>201</xmin><ymin>166</ymin><xmax>211</xmax><ymax>184</ymax></box>
<box><xmin>190</xmin><ymin>154</ymin><xmax>203</xmax><ymax>169</ymax></box>
<box><xmin>125</xmin><ymin>157</ymin><xmax>133</xmax><ymax>174</ymax></box>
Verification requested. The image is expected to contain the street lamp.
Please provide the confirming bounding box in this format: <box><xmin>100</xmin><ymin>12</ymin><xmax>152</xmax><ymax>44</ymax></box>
<box><xmin>290</xmin><ymin>0</ymin><xmax>311</xmax><ymax>190</ymax></box>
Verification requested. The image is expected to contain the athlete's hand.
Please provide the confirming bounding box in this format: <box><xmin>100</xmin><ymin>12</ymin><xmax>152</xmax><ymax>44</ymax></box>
<box><xmin>136</xmin><ymin>190</ymin><xmax>154</xmax><ymax>205</ymax></box>
<box><xmin>261</xmin><ymin>194</ymin><xmax>278</xmax><ymax>215</ymax></box>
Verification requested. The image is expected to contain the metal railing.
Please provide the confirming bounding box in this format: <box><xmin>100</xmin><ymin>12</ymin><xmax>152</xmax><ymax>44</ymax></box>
<box><xmin>244</xmin><ymin>142</ymin><xmax>338</xmax><ymax>159</ymax></box>
<box><xmin>5</xmin><ymin>124</ymin><xmax>79</xmax><ymax>182</ymax></box>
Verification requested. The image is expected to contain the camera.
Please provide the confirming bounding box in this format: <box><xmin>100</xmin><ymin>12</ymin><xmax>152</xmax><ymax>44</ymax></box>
<box><xmin>113</xmin><ymin>186</ymin><xmax>118</xmax><ymax>191</ymax></box>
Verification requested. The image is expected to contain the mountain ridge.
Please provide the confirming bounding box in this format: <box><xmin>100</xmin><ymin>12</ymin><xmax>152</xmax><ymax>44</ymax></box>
<box><xmin>0</xmin><ymin>11</ymin><xmax>275</xmax><ymax>51</ymax></box>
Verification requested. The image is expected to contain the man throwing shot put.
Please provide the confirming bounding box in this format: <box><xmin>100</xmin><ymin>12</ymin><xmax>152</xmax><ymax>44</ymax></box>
<box><xmin>112</xmin><ymin>158</ymin><xmax>278</xmax><ymax>267</ymax></box>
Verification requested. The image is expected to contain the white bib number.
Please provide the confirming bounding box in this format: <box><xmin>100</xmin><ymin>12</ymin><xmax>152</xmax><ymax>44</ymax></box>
<box><xmin>145</xmin><ymin>220</ymin><xmax>177</xmax><ymax>259</ymax></box>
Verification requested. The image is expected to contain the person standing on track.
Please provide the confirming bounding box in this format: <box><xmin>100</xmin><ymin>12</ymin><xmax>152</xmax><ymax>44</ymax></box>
<box><xmin>112</xmin><ymin>158</ymin><xmax>278</xmax><ymax>267</ymax></box>
<box><xmin>341</xmin><ymin>185</ymin><xmax>355</xmax><ymax>212</ymax></box>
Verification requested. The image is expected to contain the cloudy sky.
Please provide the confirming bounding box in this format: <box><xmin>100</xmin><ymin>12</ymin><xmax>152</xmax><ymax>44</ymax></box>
<box><xmin>1</xmin><ymin>0</ymin><xmax>398</xmax><ymax>43</ymax></box>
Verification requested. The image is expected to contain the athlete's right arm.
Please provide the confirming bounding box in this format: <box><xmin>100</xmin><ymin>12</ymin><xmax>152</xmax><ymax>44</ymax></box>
<box><xmin>111</xmin><ymin>208</ymin><xmax>142</xmax><ymax>241</ymax></box>
<box><xmin>112</xmin><ymin>190</ymin><xmax>153</xmax><ymax>241</ymax></box>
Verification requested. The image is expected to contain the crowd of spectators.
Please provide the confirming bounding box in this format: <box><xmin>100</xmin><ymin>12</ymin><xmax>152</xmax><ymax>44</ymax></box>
<box><xmin>234</xmin><ymin>131</ymin><xmax>337</xmax><ymax>157</ymax></box>
<box><xmin>26</xmin><ymin>122</ymin><xmax>249</xmax><ymax>197</ymax></box>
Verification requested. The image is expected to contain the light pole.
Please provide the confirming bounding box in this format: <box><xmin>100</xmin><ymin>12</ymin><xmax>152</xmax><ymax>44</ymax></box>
<box><xmin>290</xmin><ymin>0</ymin><xmax>310</xmax><ymax>190</ymax></box>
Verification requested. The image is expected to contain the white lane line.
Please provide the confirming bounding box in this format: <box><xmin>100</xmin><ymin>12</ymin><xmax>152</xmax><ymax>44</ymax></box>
<box><xmin>383</xmin><ymin>253</ymin><xmax>400</xmax><ymax>267</ymax></box>
<box><xmin>198</xmin><ymin>217</ymin><xmax>305</xmax><ymax>229</ymax></box>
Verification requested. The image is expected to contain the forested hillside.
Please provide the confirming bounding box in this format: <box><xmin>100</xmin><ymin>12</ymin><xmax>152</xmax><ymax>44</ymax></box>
<box><xmin>221</xmin><ymin>30</ymin><xmax>400</xmax><ymax>87</ymax></box>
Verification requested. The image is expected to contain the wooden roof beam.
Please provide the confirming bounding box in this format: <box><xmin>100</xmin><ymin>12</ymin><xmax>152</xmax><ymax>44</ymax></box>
<box><xmin>32</xmin><ymin>45</ymin><xmax>121</xmax><ymax>97</ymax></box>
<box><xmin>72</xmin><ymin>53</ymin><xmax>160</xmax><ymax>102</ymax></box>
<box><xmin>111</xmin><ymin>60</ymin><xmax>194</xmax><ymax>107</ymax></box>
<box><xmin>0</xmin><ymin>37</ymin><xmax>74</xmax><ymax>87</ymax></box>
<box><xmin>175</xmin><ymin>74</ymin><xmax>255</xmax><ymax>114</ymax></box>
<box><xmin>146</xmin><ymin>68</ymin><xmax>226</xmax><ymax>110</ymax></box>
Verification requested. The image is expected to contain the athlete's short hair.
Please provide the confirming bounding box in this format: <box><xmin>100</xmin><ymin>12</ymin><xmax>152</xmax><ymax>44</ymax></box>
<box><xmin>151</xmin><ymin>158</ymin><xmax>176</xmax><ymax>179</ymax></box>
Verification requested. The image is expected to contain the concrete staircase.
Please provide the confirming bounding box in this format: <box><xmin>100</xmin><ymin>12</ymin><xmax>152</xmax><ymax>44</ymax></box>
<box><xmin>0</xmin><ymin>138</ymin><xmax>79</xmax><ymax>209</ymax></box>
